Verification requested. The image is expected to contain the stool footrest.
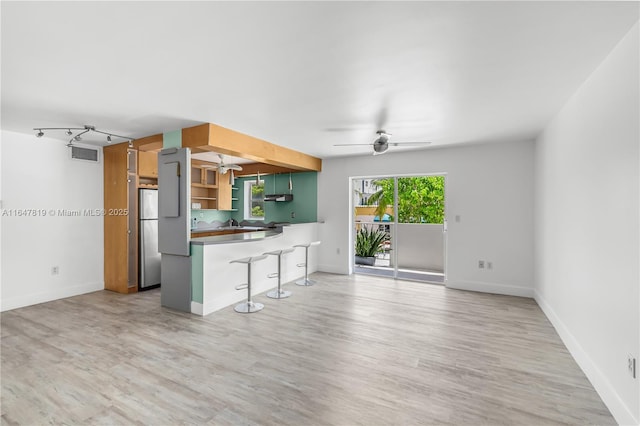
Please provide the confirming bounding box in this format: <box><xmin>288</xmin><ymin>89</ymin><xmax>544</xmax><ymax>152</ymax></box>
<box><xmin>296</xmin><ymin>262</ymin><xmax>306</xmax><ymax>267</ymax></box>
<box><xmin>267</xmin><ymin>272</ymin><xmax>279</xmax><ymax>279</ymax></box>
<box><xmin>235</xmin><ymin>283</ymin><xmax>248</xmax><ymax>290</ymax></box>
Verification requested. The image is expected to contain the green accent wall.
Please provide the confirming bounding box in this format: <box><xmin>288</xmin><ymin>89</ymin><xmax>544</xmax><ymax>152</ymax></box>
<box><xmin>192</xmin><ymin>209</ymin><xmax>232</xmax><ymax>224</ymax></box>
<box><xmin>231</xmin><ymin>172</ymin><xmax>317</xmax><ymax>223</ymax></box>
<box><xmin>190</xmin><ymin>245</ymin><xmax>204</xmax><ymax>304</ymax></box>
<box><xmin>163</xmin><ymin>130</ymin><xmax>182</xmax><ymax>148</ymax></box>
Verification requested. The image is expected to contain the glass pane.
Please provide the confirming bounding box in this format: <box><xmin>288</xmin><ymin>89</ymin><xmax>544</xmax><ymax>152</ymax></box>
<box><xmin>249</xmin><ymin>181</ymin><xmax>264</xmax><ymax>218</ymax></box>
<box><xmin>396</xmin><ymin>176</ymin><xmax>445</xmax><ymax>281</ymax></box>
<box><xmin>353</xmin><ymin>178</ymin><xmax>394</xmax><ymax>269</ymax></box>
<box><xmin>396</xmin><ymin>176</ymin><xmax>444</xmax><ymax>224</ymax></box>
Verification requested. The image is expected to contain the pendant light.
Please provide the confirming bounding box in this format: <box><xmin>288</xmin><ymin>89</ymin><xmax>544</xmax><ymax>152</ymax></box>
<box><xmin>229</xmin><ymin>169</ymin><xmax>235</xmax><ymax>185</ymax></box>
<box><xmin>256</xmin><ymin>171</ymin><xmax>260</xmax><ymax>185</ymax></box>
<box><xmin>288</xmin><ymin>172</ymin><xmax>293</xmax><ymax>192</ymax></box>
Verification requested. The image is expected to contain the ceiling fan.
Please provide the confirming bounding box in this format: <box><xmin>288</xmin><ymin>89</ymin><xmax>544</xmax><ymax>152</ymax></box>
<box><xmin>331</xmin><ymin>105</ymin><xmax>431</xmax><ymax>155</ymax></box>
<box><xmin>334</xmin><ymin>129</ymin><xmax>431</xmax><ymax>155</ymax></box>
<box><xmin>212</xmin><ymin>154</ymin><xmax>243</xmax><ymax>175</ymax></box>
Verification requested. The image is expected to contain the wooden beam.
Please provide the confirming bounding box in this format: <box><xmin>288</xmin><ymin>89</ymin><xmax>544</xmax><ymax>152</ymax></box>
<box><xmin>182</xmin><ymin>123</ymin><xmax>322</xmax><ymax>172</ymax></box>
<box><xmin>233</xmin><ymin>162</ymin><xmax>299</xmax><ymax>177</ymax></box>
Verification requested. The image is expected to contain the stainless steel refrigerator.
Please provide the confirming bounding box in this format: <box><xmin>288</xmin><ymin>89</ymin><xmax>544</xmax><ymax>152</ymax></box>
<box><xmin>139</xmin><ymin>188</ymin><xmax>161</xmax><ymax>289</ymax></box>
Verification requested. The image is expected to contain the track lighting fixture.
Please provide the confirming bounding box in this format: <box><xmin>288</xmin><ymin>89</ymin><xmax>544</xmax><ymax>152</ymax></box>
<box><xmin>33</xmin><ymin>124</ymin><xmax>132</xmax><ymax>146</ymax></box>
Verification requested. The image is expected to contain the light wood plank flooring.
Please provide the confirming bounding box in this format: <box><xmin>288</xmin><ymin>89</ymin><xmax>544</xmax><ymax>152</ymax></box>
<box><xmin>1</xmin><ymin>273</ymin><xmax>614</xmax><ymax>425</ymax></box>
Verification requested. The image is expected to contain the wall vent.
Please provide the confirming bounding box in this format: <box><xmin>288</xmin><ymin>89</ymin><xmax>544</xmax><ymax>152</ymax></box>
<box><xmin>70</xmin><ymin>145</ymin><xmax>99</xmax><ymax>163</ymax></box>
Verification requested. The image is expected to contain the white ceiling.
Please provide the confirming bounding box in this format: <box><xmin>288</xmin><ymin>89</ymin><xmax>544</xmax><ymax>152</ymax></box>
<box><xmin>2</xmin><ymin>2</ymin><xmax>638</xmax><ymax>158</ymax></box>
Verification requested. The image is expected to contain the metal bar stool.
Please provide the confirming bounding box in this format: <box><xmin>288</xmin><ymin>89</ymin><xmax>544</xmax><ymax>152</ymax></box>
<box><xmin>264</xmin><ymin>248</ymin><xmax>295</xmax><ymax>299</ymax></box>
<box><xmin>294</xmin><ymin>241</ymin><xmax>321</xmax><ymax>286</ymax></box>
<box><xmin>231</xmin><ymin>255</ymin><xmax>268</xmax><ymax>313</ymax></box>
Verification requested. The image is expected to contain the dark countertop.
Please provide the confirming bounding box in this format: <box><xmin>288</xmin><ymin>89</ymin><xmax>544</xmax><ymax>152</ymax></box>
<box><xmin>190</xmin><ymin>229</ymin><xmax>282</xmax><ymax>245</ymax></box>
<box><xmin>191</xmin><ymin>226</ymin><xmax>267</xmax><ymax>234</ymax></box>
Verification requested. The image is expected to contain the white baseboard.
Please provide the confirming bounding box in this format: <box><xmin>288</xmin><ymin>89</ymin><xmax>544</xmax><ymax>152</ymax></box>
<box><xmin>317</xmin><ymin>263</ymin><xmax>348</xmax><ymax>274</ymax></box>
<box><xmin>446</xmin><ymin>279</ymin><xmax>534</xmax><ymax>298</ymax></box>
<box><xmin>190</xmin><ymin>301</ymin><xmax>204</xmax><ymax>316</ymax></box>
<box><xmin>534</xmin><ymin>291</ymin><xmax>638</xmax><ymax>426</ymax></box>
<box><xmin>0</xmin><ymin>281</ymin><xmax>104</xmax><ymax>312</ymax></box>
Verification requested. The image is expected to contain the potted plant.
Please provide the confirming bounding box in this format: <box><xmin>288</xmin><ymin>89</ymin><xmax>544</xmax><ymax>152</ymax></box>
<box><xmin>355</xmin><ymin>227</ymin><xmax>387</xmax><ymax>266</ymax></box>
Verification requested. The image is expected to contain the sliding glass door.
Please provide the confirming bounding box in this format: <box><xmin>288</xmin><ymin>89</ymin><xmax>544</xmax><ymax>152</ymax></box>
<box><xmin>353</xmin><ymin>175</ymin><xmax>446</xmax><ymax>283</ymax></box>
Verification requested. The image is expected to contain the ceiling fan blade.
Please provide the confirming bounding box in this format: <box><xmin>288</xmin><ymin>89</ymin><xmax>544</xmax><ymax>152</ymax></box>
<box><xmin>324</xmin><ymin>126</ymin><xmax>367</xmax><ymax>132</ymax></box>
<box><xmin>389</xmin><ymin>141</ymin><xmax>432</xmax><ymax>147</ymax></box>
<box><xmin>333</xmin><ymin>143</ymin><xmax>373</xmax><ymax>146</ymax></box>
<box><xmin>228</xmin><ymin>164</ymin><xmax>243</xmax><ymax>171</ymax></box>
<box><xmin>375</xmin><ymin>103</ymin><xmax>389</xmax><ymax>130</ymax></box>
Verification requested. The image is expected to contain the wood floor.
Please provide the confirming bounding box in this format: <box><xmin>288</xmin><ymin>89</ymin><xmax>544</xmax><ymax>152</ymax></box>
<box><xmin>1</xmin><ymin>273</ymin><xmax>614</xmax><ymax>425</ymax></box>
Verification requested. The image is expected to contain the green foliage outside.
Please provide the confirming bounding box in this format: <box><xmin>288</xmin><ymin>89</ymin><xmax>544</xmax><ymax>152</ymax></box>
<box><xmin>355</xmin><ymin>227</ymin><xmax>387</xmax><ymax>257</ymax></box>
<box><xmin>367</xmin><ymin>176</ymin><xmax>444</xmax><ymax>224</ymax></box>
<box><xmin>250</xmin><ymin>182</ymin><xmax>265</xmax><ymax>218</ymax></box>
<box><xmin>251</xmin><ymin>183</ymin><xmax>264</xmax><ymax>196</ymax></box>
<box><xmin>251</xmin><ymin>205</ymin><xmax>264</xmax><ymax>217</ymax></box>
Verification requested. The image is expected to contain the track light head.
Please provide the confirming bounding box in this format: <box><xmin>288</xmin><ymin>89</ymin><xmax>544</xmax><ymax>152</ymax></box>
<box><xmin>74</xmin><ymin>135</ymin><xmax>82</xmax><ymax>141</ymax></box>
<box><xmin>66</xmin><ymin>129</ymin><xmax>72</xmax><ymax>136</ymax></box>
<box><xmin>107</xmin><ymin>135</ymin><xmax>112</xmax><ymax>142</ymax></box>
<box><xmin>36</xmin><ymin>130</ymin><xmax>44</xmax><ymax>138</ymax></box>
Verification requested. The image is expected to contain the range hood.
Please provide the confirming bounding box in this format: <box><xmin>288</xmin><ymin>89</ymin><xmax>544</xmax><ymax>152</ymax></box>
<box><xmin>264</xmin><ymin>194</ymin><xmax>293</xmax><ymax>202</ymax></box>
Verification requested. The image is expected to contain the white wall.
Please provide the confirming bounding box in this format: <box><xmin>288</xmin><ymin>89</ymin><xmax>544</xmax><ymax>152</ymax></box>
<box><xmin>1</xmin><ymin>130</ymin><xmax>104</xmax><ymax>311</ymax></box>
<box><xmin>318</xmin><ymin>139</ymin><xmax>535</xmax><ymax>297</ymax></box>
<box><xmin>534</xmin><ymin>22</ymin><xmax>639</xmax><ymax>425</ymax></box>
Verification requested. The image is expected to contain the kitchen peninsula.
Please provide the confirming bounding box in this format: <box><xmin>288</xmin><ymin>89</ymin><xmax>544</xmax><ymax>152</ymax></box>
<box><xmin>190</xmin><ymin>222</ymin><xmax>319</xmax><ymax>315</ymax></box>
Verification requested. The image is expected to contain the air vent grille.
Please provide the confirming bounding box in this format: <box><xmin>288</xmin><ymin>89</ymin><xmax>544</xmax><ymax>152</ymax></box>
<box><xmin>71</xmin><ymin>146</ymin><xmax>99</xmax><ymax>162</ymax></box>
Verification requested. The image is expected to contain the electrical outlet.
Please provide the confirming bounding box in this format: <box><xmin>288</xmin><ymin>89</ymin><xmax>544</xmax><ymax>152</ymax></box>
<box><xmin>628</xmin><ymin>354</ymin><xmax>636</xmax><ymax>378</ymax></box>
<box><xmin>487</xmin><ymin>261</ymin><xmax>493</xmax><ymax>270</ymax></box>
<box><xmin>478</xmin><ymin>260</ymin><xmax>485</xmax><ymax>269</ymax></box>
<box><xmin>291</xmin><ymin>212</ymin><xmax>295</xmax><ymax>218</ymax></box>
<box><xmin>51</xmin><ymin>266</ymin><xmax>59</xmax><ymax>275</ymax></box>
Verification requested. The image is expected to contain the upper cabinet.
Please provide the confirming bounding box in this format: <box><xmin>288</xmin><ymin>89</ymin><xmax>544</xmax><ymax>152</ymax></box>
<box><xmin>191</xmin><ymin>163</ymin><xmax>217</xmax><ymax>210</ymax></box>
<box><xmin>190</xmin><ymin>161</ymin><xmax>235</xmax><ymax>211</ymax></box>
<box><xmin>138</xmin><ymin>151</ymin><xmax>158</xmax><ymax>178</ymax></box>
<box><xmin>217</xmin><ymin>173</ymin><xmax>233</xmax><ymax>211</ymax></box>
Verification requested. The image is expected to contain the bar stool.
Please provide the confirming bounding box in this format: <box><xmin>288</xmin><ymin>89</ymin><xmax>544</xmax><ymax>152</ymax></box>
<box><xmin>294</xmin><ymin>241</ymin><xmax>321</xmax><ymax>286</ymax></box>
<box><xmin>230</xmin><ymin>255</ymin><xmax>268</xmax><ymax>313</ymax></box>
<box><xmin>264</xmin><ymin>248</ymin><xmax>295</xmax><ymax>299</ymax></box>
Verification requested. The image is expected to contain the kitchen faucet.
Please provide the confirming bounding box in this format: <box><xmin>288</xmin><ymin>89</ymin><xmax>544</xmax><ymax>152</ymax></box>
<box><xmin>229</xmin><ymin>218</ymin><xmax>234</xmax><ymax>227</ymax></box>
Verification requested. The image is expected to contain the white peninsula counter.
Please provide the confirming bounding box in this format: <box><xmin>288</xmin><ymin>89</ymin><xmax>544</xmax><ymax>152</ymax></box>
<box><xmin>190</xmin><ymin>222</ymin><xmax>320</xmax><ymax>315</ymax></box>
